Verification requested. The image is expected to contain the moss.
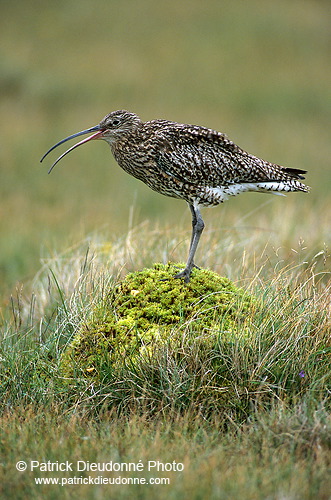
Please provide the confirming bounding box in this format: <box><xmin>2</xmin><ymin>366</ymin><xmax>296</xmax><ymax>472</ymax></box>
<box><xmin>60</xmin><ymin>263</ymin><xmax>257</xmax><ymax>379</ymax></box>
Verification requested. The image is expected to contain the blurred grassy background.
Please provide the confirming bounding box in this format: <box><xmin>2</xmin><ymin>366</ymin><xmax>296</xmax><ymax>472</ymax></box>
<box><xmin>1</xmin><ymin>0</ymin><xmax>330</xmax><ymax>298</ymax></box>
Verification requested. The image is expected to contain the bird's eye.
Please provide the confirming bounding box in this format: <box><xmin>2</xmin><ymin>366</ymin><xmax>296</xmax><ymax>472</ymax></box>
<box><xmin>112</xmin><ymin>119</ymin><xmax>120</xmax><ymax>126</ymax></box>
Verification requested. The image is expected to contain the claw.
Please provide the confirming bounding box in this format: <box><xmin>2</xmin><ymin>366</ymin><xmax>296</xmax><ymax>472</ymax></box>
<box><xmin>174</xmin><ymin>268</ymin><xmax>192</xmax><ymax>283</ymax></box>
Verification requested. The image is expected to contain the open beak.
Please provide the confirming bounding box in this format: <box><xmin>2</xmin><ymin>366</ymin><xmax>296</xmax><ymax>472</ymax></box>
<box><xmin>40</xmin><ymin>125</ymin><xmax>103</xmax><ymax>174</ymax></box>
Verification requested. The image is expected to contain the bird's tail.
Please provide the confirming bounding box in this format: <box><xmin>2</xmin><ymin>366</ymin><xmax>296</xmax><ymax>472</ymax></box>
<box><xmin>256</xmin><ymin>163</ymin><xmax>310</xmax><ymax>193</ymax></box>
<box><xmin>270</xmin><ymin>166</ymin><xmax>310</xmax><ymax>193</ymax></box>
<box><xmin>253</xmin><ymin>180</ymin><xmax>310</xmax><ymax>194</ymax></box>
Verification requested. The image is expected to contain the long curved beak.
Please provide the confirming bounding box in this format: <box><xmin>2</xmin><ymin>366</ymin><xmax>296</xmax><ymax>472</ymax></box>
<box><xmin>40</xmin><ymin>125</ymin><xmax>103</xmax><ymax>174</ymax></box>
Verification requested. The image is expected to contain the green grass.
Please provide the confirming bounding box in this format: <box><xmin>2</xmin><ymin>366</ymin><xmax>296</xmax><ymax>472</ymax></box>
<box><xmin>1</xmin><ymin>219</ymin><xmax>330</xmax><ymax>498</ymax></box>
<box><xmin>0</xmin><ymin>0</ymin><xmax>330</xmax><ymax>294</ymax></box>
<box><xmin>1</xmin><ymin>407</ymin><xmax>330</xmax><ymax>500</ymax></box>
<box><xmin>1</xmin><ymin>1</ymin><xmax>330</xmax><ymax>498</ymax></box>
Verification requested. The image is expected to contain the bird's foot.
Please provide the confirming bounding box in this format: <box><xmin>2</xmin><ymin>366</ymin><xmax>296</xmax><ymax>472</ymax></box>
<box><xmin>173</xmin><ymin>264</ymin><xmax>199</xmax><ymax>283</ymax></box>
<box><xmin>173</xmin><ymin>269</ymin><xmax>191</xmax><ymax>283</ymax></box>
<box><xmin>159</xmin><ymin>264</ymin><xmax>199</xmax><ymax>283</ymax></box>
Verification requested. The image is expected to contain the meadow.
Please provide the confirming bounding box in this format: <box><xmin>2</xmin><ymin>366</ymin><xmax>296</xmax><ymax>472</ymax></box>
<box><xmin>0</xmin><ymin>1</ymin><xmax>330</xmax><ymax>498</ymax></box>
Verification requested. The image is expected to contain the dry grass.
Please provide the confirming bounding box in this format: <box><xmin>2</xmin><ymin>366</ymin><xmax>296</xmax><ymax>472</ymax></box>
<box><xmin>1</xmin><ymin>1</ymin><xmax>330</xmax><ymax>498</ymax></box>
<box><xmin>0</xmin><ymin>204</ymin><xmax>330</xmax><ymax>499</ymax></box>
<box><xmin>0</xmin><ymin>0</ymin><xmax>330</xmax><ymax>296</ymax></box>
<box><xmin>1</xmin><ymin>405</ymin><xmax>330</xmax><ymax>499</ymax></box>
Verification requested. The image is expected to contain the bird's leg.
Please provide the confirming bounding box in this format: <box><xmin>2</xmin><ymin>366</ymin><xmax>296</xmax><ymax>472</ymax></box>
<box><xmin>186</xmin><ymin>204</ymin><xmax>201</xmax><ymax>270</ymax></box>
<box><xmin>174</xmin><ymin>204</ymin><xmax>204</xmax><ymax>283</ymax></box>
<box><xmin>187</xmin><ymin>203</ymin><xmax>197</xmax><ymax>253</ymax></box>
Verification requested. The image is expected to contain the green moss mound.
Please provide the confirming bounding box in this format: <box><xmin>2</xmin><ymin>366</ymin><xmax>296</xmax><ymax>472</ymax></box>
<box><xmin>61</xmin><ymin>263</ymin><xmax>256</xmax><ymax>379</ymax></box>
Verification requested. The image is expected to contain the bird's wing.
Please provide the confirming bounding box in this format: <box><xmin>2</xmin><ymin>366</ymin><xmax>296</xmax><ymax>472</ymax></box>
<box><xmin>154</xmin><ymin>125</ymin><xmax>306</xmax><ymax>186</ymax></box>
<box><xmin>154</xmin><ymin>125</ymin><xmax>243</xmax><ymax>186</ymax></box>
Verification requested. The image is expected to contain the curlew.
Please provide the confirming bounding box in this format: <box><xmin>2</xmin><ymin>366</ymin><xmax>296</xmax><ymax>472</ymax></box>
<box><xmin>41</xmin><ymin>110</ymin><xmax>309</xmax><ymax>282</ymax></box>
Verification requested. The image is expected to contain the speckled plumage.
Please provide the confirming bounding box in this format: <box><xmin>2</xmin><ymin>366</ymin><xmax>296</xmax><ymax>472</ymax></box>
<box><xmin>41</xmin><ymin>110</ymin><xmax>309</xmax><ymax>282</ymax></box>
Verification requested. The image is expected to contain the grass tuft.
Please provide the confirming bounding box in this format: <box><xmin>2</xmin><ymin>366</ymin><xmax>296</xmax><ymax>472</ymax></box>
<box><xmin>0</xmin><ymin>225</ymin><xmax>330</xmax><ymax>498</ymax></box>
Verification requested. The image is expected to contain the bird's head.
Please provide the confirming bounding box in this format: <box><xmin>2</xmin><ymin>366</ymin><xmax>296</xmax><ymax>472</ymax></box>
<box><xmin>40</xmin><ymin>110</ymin><xmax>142</xmax><ymax>173</ymax></box>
